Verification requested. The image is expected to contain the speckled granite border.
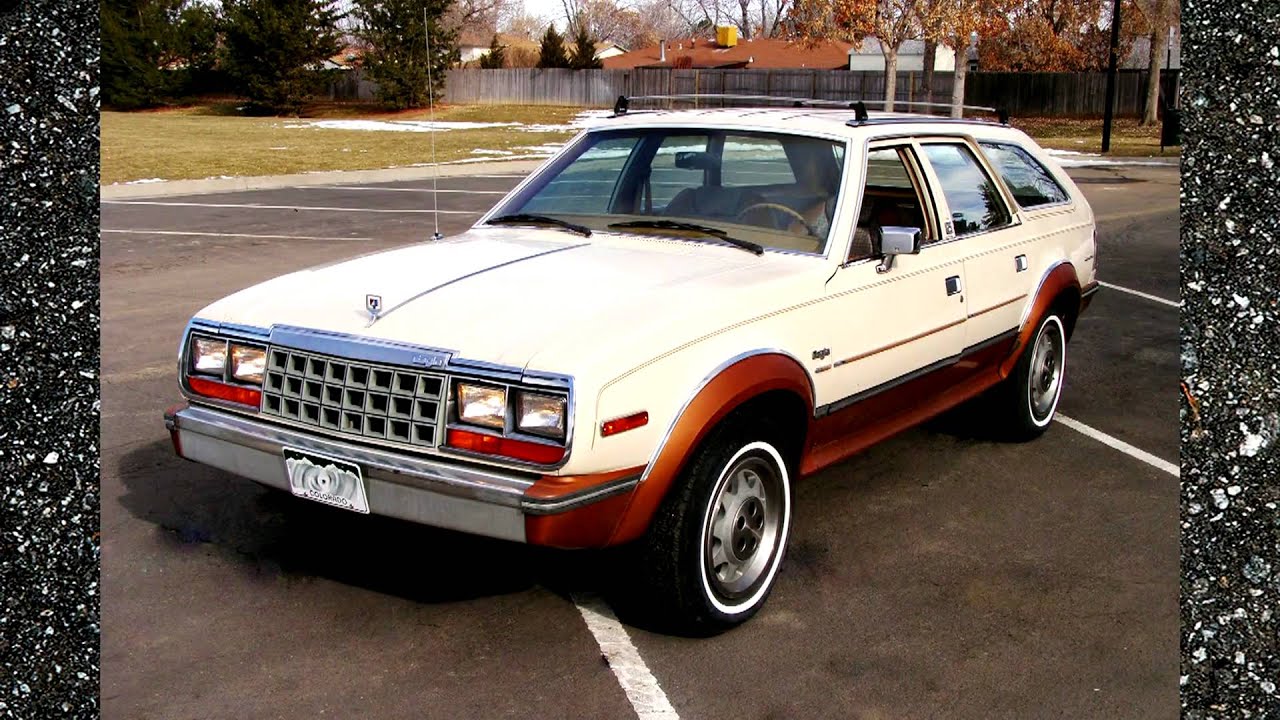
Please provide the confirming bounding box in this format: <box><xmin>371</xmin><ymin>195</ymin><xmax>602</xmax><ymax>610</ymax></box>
<box><xmin>0</xmin><ymin>1</ymin><xmax>100</xmax><ymax>718</ymax></box>
<box><xmin>1180</xmin><ymin>1</ymin><xmax>1280</xmax><ymax>716</ymax></box>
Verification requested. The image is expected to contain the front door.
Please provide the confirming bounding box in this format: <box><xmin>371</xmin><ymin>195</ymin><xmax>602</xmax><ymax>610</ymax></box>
<box><xmin>807</xmin><ymin>141</ymin><xmax>968</xmax><ymax>460</ymax></box>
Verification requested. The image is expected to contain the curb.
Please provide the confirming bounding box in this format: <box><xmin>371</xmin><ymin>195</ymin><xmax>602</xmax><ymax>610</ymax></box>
<box><xmin>99</xmin><ymin>159</ymin><xmax>549</xmax><ymax>200</ymax></box>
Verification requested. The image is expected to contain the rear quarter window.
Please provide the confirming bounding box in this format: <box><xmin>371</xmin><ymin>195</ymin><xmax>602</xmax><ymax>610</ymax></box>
<box><xmin>978</xmin><ymin>142</ymin><xmax>1071</xmax><ymax>209</ymax></box>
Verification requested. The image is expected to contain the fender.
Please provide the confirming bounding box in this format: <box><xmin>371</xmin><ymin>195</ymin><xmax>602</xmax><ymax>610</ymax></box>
<box><xmin>605</xmin><ymin>351</ymin><xmax>815</xmax><ymax>546</ymax></box>
<box><xmin>1000</xmin><ymin>262</ymin><xmax>1080</xmax><ymax>378</ymax></box>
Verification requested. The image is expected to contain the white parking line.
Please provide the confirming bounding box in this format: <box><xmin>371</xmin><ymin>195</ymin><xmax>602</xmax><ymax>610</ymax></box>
<box><xmin>102</xmin><ymin>229</ymin><xmax>372</xmax><ymax>241</ymax></box>
<box><xmin>313</xmin><ymin>186</ymin><xmax>509</xmax><ymax>195</ymax></box>
<box><xmin>1098</xmin><ymin>281</ymin><xmax>1179</xmax><ymax>308</ymax></box>
<box><xmin>1055</xmin><ymin>414</ymin><xmax>1179</xmax><ymax>477</ymax></box>
<box><xmin>573</xmin><ymin>594</ymin><xmax>679</xmax><ymax>720</ymax></box>
<box><xmin>101</xmin><ymin>200</ymin><xmax>480</xmax><ymax>214</ymax></box>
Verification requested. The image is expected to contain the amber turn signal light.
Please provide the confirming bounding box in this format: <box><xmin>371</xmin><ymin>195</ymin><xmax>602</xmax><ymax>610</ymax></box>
<box><xmin>445</xmin><ymin>428</ymin><xmax>566</xmax><ymax>465</ymax></box>
<box><xmin>601</xmin><ymin>411</ymin><xmax>648</xmax><ymax>437</ymax></box>
<box><xmin>188</xmin><ymin>376</ymin><xmax>262</xmax><ymax>408</ymax></box>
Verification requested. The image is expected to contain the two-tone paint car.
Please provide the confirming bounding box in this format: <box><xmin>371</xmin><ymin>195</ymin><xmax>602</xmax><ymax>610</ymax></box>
<box><xmin>165</xmin><ymin>100</ymin><xmax>1098</xmax><ymax>631</ymax></box>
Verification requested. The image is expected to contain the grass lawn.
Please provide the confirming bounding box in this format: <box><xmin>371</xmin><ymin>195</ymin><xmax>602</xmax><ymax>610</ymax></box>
<box><xmin>100</xmin><ymin>102</ymin><xmax>583</xmax><ymax>185</ymax></box>
<box><xmin>1011</xmin><ymin>116</ymin><xmax>1179</xmax><ymax>157</ymax></box>
<box><xmin>101</xmin><ymin>101</ymin><xmax>1178</xmax><ymax>185</ymax></box>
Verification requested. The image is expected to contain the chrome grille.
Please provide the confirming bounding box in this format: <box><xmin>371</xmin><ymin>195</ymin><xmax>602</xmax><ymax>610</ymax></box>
<box><xmin>260</xmin><ymin>347</ymin><xmax>445</xmax><ymax>448</ymax></box>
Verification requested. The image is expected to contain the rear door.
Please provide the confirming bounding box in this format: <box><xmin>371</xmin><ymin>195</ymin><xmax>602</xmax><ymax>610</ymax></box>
<box><xmin>915</xmin><ymin>138</ymin><xmax>1027</xmax><ymax>350</ymax></box>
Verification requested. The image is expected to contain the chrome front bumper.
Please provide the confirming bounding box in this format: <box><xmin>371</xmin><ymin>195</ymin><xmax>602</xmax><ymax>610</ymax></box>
<box><xmin>165</xmin><ymin>404</ymin><xmax>551</xmax><ymax>542</ymax></box>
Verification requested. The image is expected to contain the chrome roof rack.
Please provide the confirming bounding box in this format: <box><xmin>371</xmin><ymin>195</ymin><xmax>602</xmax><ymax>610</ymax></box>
<box><xmin>611</xmin><ymin>94</ymin><xmax>1010</xmax><ymax>125</ymax></box>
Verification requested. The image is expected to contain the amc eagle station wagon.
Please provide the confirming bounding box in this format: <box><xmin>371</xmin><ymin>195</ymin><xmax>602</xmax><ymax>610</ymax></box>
<box><xmin>164</xmin><ymin>99</ymin><xmax>1098</xmax><ymax>632</ymax></box>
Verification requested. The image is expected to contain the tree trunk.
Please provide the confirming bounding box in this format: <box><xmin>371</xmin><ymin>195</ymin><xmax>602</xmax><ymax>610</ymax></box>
<box><xmin>950</xmin><ymin>52</ymin><xmax>967</xmax><ymax>118</ymax></box>
<box><xmin>1142</xmin><ymin>27</ymin><xmax>1168</xmax><ymax>126</ymax></box>
<box><xmin>920</xmin><ymin>40</ymin><xmax>936</xmax><ymax>106</ymax></box>
<box><xmin>739</xmin><ymin>0</ymin><xmax>751</xmax><ymax>40</ymax></box>
<box><xmin>883</xmin><ymin>46</ymin><xmax>898</xmax><ymax>111</ymax></box>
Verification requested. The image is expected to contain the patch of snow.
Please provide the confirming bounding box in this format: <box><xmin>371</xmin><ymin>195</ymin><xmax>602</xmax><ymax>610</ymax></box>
<box><xmin>1042</xmin><ymin>148</ymin><xmax>1175</xmax><ymax>167</ymax></box>
<box><xmin>123</xmin><ymin>177</ymin><xmax>167</xmax><ymax>185</ymax></box>
<box><xmin>439</xmin><ymin>153</ymin><xmax>555</xmax><ymax>165</ymax></box>
<box><xmin>285</xmin><ymin>119</ymin><xmax>521</xmax><ymax>133</ymax></box>
<box><xmin>470</xmin><ymin>149</ymin><xmax>515</xmax><ymax>155</ymax></box>
<box><xmin>514</xmin><ymin>143</ymin><xmax>565</xmax><ymax>154</ymax></box>
<box><xmin>516</xmin><ymin>109</ymin><xmax>613</xmax><ymax>133</ymax></box>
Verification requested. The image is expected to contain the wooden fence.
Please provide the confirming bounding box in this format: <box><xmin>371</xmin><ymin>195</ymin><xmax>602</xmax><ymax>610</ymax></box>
<box><xmin>439</xmin><ymin>68</ymin><xmax>1179</xmax><ymax>118</ymax></box>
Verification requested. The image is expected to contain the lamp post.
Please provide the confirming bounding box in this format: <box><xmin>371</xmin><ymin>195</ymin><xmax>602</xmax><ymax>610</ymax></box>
<box><xmin>1101</xmin><ymin>0</ymin><xmax>1122</xmax><ymax>153</ymax></box>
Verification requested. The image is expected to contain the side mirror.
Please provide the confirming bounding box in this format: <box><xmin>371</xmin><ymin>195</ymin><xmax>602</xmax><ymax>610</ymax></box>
<box><xmin>875</xmin><ymin>226</ymin><xmax>922</xmax><ymax>274</ymax></box>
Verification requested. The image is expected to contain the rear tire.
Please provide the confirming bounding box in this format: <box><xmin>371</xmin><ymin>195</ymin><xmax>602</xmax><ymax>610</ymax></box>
<box><xmin>994</xmin><ymin>312</ymin><xmax>1067</xmax><ymax>441</ymax></box>
<box><xmin>638</xmin><ymin>418</ymin><xmax>793</xmax><ymax>634</ymax></box>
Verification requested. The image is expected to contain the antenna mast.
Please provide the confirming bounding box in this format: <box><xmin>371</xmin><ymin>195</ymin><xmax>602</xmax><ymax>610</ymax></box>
<box><xmin>425</xmin><ymin>7</ymin><xmax>443</xmax><ymax>240</ymax></box>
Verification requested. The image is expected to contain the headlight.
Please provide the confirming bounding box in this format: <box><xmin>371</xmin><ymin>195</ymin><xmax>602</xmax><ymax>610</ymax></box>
<box><xmin>190</xmin><ymin>336</ymin><xmax>227</xmax><ymax>376</ymax></box>
<box><xmin>230</xmin><ymin>344</ymin><xmax>267</xmax><ymax>385</ymax></box>
<box><xmin>517</xmin><ymin>391</ymin><xmax>566</xmax><ymax>439</ymax></box>
<box><xmin>457</xmin><ymin>383</ymin><xmax>506</xmax><ymax>429</ymax></box>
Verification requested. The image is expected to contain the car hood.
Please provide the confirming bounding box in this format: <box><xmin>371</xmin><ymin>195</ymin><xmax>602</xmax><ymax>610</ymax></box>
<box><xmin>195</xmin><ymin>227</ymin><xmax>820</xmax><ymax>375</ymax></box>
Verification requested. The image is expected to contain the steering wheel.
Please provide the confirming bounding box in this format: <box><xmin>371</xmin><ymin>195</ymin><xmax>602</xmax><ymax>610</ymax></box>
<box><xmin>735</xmin><ymin>202</ymin><xmax>817</xmax><ymax>236</ymax></box>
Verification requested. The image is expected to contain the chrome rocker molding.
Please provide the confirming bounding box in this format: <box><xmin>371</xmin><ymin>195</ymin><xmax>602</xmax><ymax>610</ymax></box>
<box><xmin>166</xmin><ymin>403</ymin><xmax>612</xmax><ymax>543</ymax></box>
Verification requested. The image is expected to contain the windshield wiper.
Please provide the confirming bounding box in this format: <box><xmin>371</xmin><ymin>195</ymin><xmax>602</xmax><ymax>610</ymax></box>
<box><xmin>607</xmin><ymin>219</ymin><xmax>764</xmax><ymax>256</ymax></box>
<box><xmin>487</xmin><ymin>213</ymin><xmax>592</xmax><ymax>237</ymax></box>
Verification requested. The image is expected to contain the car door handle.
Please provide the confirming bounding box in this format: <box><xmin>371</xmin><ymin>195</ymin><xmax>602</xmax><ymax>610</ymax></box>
<box><xmin>1015</xmin><ymin>255</ymin><xmax>1028</xmax><ymax>272</ymax></box>
<box><xmin>945</xmin><ymin>276</ymin><xmax>962</xmax><ymax>296</ymax></box>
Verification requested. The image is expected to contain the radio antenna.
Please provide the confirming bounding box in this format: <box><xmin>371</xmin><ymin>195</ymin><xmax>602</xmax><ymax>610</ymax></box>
<box><xmin>424</xmin><ymin>8</ymin><xmax>443</xmax><ymax>241</ymax></box>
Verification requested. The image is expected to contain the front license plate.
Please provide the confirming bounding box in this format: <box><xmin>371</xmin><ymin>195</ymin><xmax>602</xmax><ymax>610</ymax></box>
<box><xmin>282</xmin><ymin>447</ymin><xmax>370</xmax><ymax>514</ymax></box>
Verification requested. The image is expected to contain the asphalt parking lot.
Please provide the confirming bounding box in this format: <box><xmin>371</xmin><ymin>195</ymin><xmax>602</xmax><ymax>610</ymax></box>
<box><xmin>101</xmin><ymin>160</ymin><xmax>1179</xmax><ymax>719</ymax></box>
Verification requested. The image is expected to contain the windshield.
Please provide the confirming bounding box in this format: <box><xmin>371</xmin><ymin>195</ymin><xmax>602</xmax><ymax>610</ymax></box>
<box><xmin>490</xmin><ymin>128</ymin><xmax>848</xmax><ymax>255</ymax></box>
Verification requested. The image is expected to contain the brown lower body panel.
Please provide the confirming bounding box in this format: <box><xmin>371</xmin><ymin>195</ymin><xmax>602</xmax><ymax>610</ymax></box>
<box><xmin>523</xmin><ymin>466</ymin><xmax>644</xmax><ymax>548</ymax></box>
<box><xmin>801</xmin><ymin>332</ymin><xmax>1017</xmax><ymax>477</ymax></box>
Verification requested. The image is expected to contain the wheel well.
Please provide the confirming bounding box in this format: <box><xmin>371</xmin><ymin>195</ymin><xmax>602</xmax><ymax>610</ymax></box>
<box><xmin>719</xmin><ymin>389</ymin><xmax>809</xmax><ymax>477</ymax></box>
<box><xmin>1052</xmin><ymin>286</ymin><xmax>1081</xmax><ymax>341</ymax></box>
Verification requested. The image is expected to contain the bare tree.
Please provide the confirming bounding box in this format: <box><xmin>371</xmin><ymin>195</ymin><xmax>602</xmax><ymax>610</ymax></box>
<box><xmin>664</xmin><ymin>0</ymin><xmax>787</xmax><ymax>38</ymax></box>
<box><xmin>501</xmin><ymin>11</ymin><xmax>548</xmax><ymax>40</ymax></box>
<box><xmin>788</xmin><ymin>0</ymin><xmax>920</xmax><ymax>110</ymax></box>
<box><xmin>869</xmin><ymin>0</ymin><xmax>920</xmax><ymax>110</ymax></box>
<box><xmin>445</xmin><ymin>0</ymin><xmax>518</xmax><ymax>34</ymax></box>
<box><xmin>920</xmin><ymin>0</ymin><xmax>1010</xmax><ymax>117</ymax></box>
<box><xmin>1135</xmin><ymin>0</ymin><xmax>1179</xmax><ymax>125</ymax></box>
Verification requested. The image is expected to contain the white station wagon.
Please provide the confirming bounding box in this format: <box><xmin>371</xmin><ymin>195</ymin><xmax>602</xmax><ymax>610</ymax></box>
<box><xmin>165</xmin><ymin>98</ymin><xmax>1098</xmax><ymax>631</ymax></box>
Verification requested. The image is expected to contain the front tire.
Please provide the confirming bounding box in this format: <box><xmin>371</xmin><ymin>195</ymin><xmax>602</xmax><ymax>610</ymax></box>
<box><xmin>639</xmin><ymin>421</ymin><xmax>793</xmax><ymax>633</ymax></box>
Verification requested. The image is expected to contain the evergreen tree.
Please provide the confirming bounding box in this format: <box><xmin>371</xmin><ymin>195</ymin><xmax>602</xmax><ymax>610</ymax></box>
<box><xmin>221</xmin><ymin>0</ymin><xmax>343</xmax><ymax>114</ymax></box>
<box><xmin>102</xmin><ymin>0</ymin><xmax>192</xmax><ymax>108</ymax></box>
<box><xmin>537</xmin><ymin>26</ymin><xmax>570</xmax><ymax>68</ymax></box>
<box><xmin>172</xmin><ymin>3</ymin><xmax>221</xmax><ymax>95</ymax></box>
<box><xmin>479</xmin><ymin>34</ymin><xmax>507</xmax><ymax>69</ymax></box>
<box><xmin>354</xmin><ymin>0</ymin><xmax>459</xmax><ymax>110</ymax></box>
<box><xmin>568</xmin><ymin>24</ymin><xmax>602</xmax><ymax>70</ymax></box>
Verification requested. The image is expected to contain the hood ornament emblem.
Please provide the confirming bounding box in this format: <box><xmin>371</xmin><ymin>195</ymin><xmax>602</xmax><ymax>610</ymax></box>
<box><xmin>365</xmin><ymin>294</ymin><xmax>383</xmax><ymax>321</ymax></box>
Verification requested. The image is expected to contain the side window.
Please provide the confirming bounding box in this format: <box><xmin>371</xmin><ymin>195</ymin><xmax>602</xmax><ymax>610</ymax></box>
<box><xmin>920</xmin><ymin>143</ymin><xmax>1012</xmax><ymax>237</ymax></box>
<box><xmin>849</xmin><ymin>146</ymin><xmax>932</xmax><ymax>262</ymax></box>
<box><xmin>978</xmin><ymin>142</ymin><xmax>1070</xmax><ymax>208</ymax></box>
<box><xmin>650</xmin><ymin>135</ymin><xmax>709</xmax><ymax>207</ymax></box>
<box><xmin>721</xmin><ymin>135</ymin><xmax>795</xmax><ymax>187</ymax></box>
<box><xmin>522</xmin><ymin>135</ymin><xmax>639</xmax><ymax>214</ymax></box>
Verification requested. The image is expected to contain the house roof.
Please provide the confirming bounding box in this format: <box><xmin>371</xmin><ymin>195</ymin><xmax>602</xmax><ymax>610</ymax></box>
<box><xmin>327</xmin><ymin>45</ymin><xmax>364</xmax><ymax>68</ymax></box>
<box><xmin>602</xmin><ymin>37</ymin><xmax>855</xmax><ymax>70</ymax></box>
